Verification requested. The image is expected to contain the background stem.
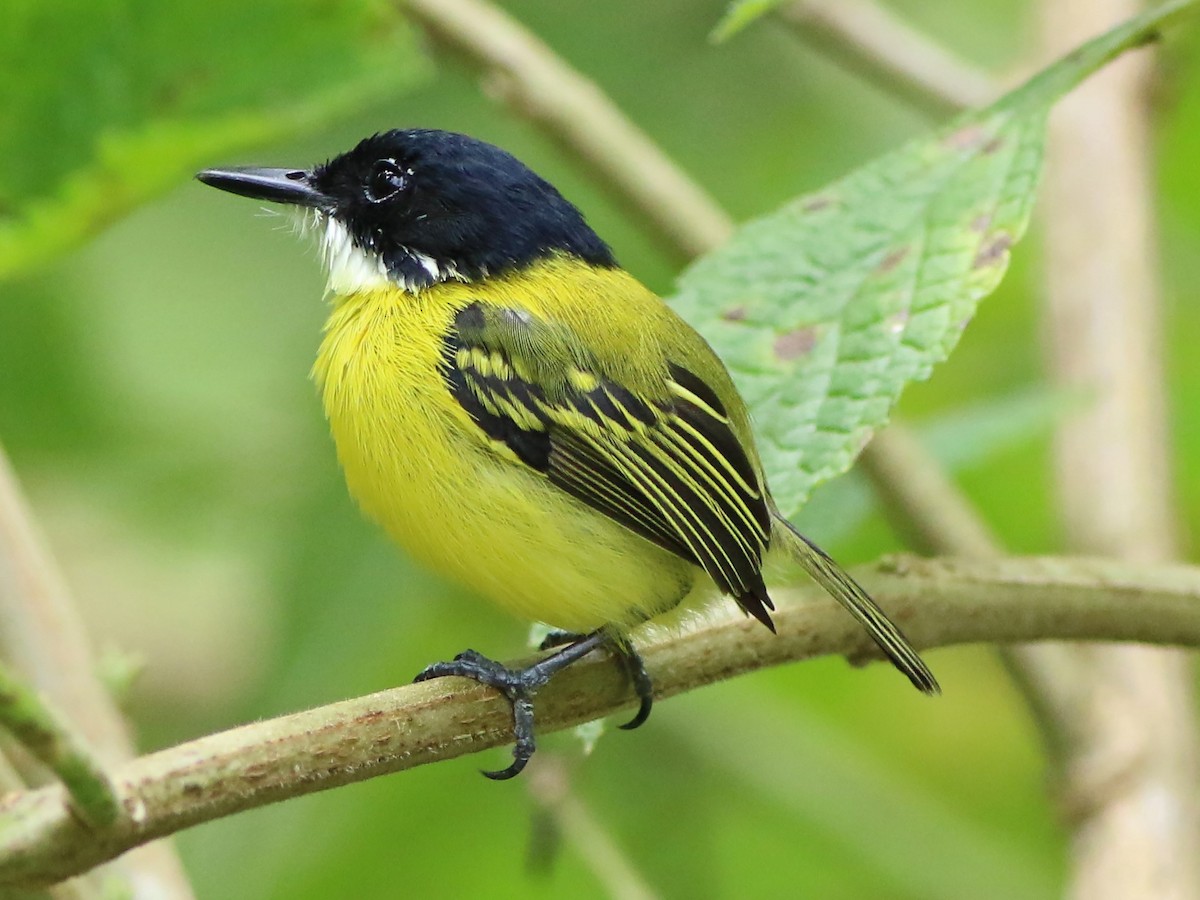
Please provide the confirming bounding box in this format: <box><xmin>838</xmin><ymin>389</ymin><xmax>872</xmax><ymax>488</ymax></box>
<box><xmin>1039</xmin><ymin>1</ymin><xmax>1199</xmax><ymax>896</ymax></box>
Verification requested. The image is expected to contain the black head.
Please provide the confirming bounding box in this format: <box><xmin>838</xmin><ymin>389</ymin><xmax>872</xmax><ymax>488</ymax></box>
<box><xmin>197</xmin><ymin>129</ymin><xmax>616</xmax><ymax>291</ymax></box>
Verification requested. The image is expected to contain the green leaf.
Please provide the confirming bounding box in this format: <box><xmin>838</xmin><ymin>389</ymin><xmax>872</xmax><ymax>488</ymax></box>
<box><xmin>0</xmin><ymin>0</ymin><xmax>428</xmax><ymax>281</ymax></box>
<box><xmin>673</xmin><ymin>0</ymin><xmax>1198</xmax><ymax>519</ymax></box>
<box><xmin>918</xmin><ymin>387</ymin><xmax>1082</xmax><ymax>471</ymax></box>
<box><xmin>710</xmin><ymin>0</ymin><xmax>789</xmax><ymax>43</ymax></box>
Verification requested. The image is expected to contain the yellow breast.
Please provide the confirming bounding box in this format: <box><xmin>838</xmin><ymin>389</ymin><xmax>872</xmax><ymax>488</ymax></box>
<box><xmin>311</xmin><ymin>267</ymin><xmax>697</xmax><ymax>634</ymax></box>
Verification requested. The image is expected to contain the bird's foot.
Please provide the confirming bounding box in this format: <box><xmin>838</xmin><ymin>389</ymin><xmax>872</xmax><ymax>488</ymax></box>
<box><xmin>416</xmin><ymin>631</ymin><xmax>654</xmax><ymax>779</ymax></box>
<box><xmin>415</xmin><ymin>649</ymin><xmax>546</xmax><ymax>779</ymax></box>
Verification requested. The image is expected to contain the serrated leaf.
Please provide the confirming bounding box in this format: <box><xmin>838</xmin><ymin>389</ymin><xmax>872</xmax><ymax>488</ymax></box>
<box><xmin>710</xmin><ymin>0</ymin><xmax>789</xmax><ymax>43</ymax></box>
<box><xmin>0</xmin><ymin>0</ymin><xmax>428</xmax><ymax>281</ymax></box>
<box><xmin>673</xmin><ymin>0</ymin><xmax>1198</xmax><ymax>520</ymax></box>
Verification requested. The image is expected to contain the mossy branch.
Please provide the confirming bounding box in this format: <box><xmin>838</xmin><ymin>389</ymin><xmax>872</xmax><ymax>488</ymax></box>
<box><xmin>5</xmin><ymin>554</ymin><xmax>1200</xmax><ymax>887</ymax></box>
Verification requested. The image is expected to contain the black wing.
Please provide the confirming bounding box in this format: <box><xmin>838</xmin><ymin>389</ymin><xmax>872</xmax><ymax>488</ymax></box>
<box><xmin>441</xmin><ymin>301</ymin><xmax>776</xmax><ymax>628</ymax></box>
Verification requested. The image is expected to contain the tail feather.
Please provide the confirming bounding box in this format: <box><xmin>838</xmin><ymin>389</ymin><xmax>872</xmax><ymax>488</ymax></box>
<box><xmin>737</xmin><ymin>582</ymin><xmax>777</xmax><ymax>634</ymax></box>
<box><xmin>772</xmin><ymin>514</ymin><xmax>939</xmax><ymax>695</ymax></box>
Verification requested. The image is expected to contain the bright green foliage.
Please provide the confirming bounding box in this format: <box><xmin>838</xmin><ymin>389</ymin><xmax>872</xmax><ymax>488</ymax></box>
<box><xmin>675</xmin><ymin>0</ymin><xmax>1197</xmax><ymax>520</ymax></box>
<box><xmin>709</xmin><ymin>0</ymin><xmax>789</xmax><ymax>43</ymax></box>
<box><xmin>0</xmin><ymin>0</ymin><xmax>426</xmax><ymax>281</ymax></box>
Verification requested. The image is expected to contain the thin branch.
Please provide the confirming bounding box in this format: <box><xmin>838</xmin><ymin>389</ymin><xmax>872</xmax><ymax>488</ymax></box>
<box><xmin>0</xmin><ymin>660</ymin><xmax>118</xmax><ymax>828</ymax></box>
<box><xmin>857</xmin><ymin>426</ymin><xmax>1001</xmax><ymax>559</ymax></box>
<box><xmin>6</xmin><ymin>554</ymin><xmax>1200</xmax><ymax>887</ymax></box>
<box><xmin>1041</xmin><ymin>39</ymin><xmax>1177</xmax><ymax>564</ymax></box>
<box><xmin>0</xmin><ymin>445</ymin><xmax>196</xmax><ymax>898</ymax></box>
<box><xmin>776</xmin><ymin>0</ymin><xmax>996</xmax><ymax>115</ymax></box>
<box><xmin>0</xmin><ymin>447</ymin><xmax>131</xmax><ymax>760</ymax></box>
<box><xmin>400</xmin><ymin>0</ymin><xmax>734</xmax><ymax>259</ymax></box>
<box><xmin>526</xmin><ymin>756</ymin><xmax>661</xmax><ymax>900</ymax></box>
<box><xmin>1039</xmin><ymin>1</ymin><xmax>1198</xmax><ymax>896</ymax></box>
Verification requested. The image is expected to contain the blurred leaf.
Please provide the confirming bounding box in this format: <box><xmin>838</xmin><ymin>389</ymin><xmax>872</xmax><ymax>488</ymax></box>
<box><xmin>0</xmin><ymin>0</ymin><xmax>427</xmax><ymax>281</ymax></box>
<box><xmin>662</xmin><ymin>693</ymin><xmax>1058</xmax><ymax>900</ymax></box>
<box><xmin>919</xmin><ymin>386</ymin><xmax>1079</xmax><ymax>470</ymax></box>
<box><xmin>96</xmin><ymin>645</ymin><xmax>147</xmax><ymax>708</ymax></box>
<box><xmin>793</xmin><ymin>386</ymin><xmax>1074</xmax><ymax>545</ymax></box>
<box><xmin>672</xmin><ymin>0</ymin><xmax>1198</xmax><ymax>519</ymax></box>
<box><xmin>710</xmin><ymin>0</ymin><xmax>788</xmax><ymax>43</ymax></box>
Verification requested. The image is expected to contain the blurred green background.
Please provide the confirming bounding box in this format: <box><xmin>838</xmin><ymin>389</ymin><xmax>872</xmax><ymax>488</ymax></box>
<box><xmin>3</xmin><ymin>0</ymin><xmax>1199</xmax><ymax>896</ymax></box>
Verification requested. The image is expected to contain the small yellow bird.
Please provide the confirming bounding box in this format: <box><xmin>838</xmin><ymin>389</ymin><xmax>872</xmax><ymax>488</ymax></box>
<box><xmin>198</xmin><ymin>129</ymin><xmax>937</xmax><ymax>778</ymax></box>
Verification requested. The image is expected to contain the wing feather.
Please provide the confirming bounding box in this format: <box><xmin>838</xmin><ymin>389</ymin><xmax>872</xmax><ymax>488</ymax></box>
<box><xmin>548</xmin><ymin>433</ymin><xmax>691</xmax><ymax>560</ymax></box>
<box><xmin>442</xmin><ymin>301</ymin><xmax>773</xmax><ymax>623</ymax></box>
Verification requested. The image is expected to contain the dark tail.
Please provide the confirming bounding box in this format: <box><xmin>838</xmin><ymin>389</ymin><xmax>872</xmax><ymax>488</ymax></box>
<box><xmin>773</xmin><ymin>514</ymin><xmax>939</xmax><ymax>695</ymax></box>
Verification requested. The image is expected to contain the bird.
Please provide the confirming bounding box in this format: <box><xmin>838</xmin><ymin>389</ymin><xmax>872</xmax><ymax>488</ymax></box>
<box><xmin>197</xmin><ymin>129</ymin><xmax>938</xmax><ymax>779</ymax></box>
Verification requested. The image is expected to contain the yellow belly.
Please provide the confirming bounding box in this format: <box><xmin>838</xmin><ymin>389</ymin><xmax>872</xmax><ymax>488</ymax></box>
<box><xmin>313</xmin><ymin>284</ymin><xmax>697</xmax><ymax>634</ymax></box>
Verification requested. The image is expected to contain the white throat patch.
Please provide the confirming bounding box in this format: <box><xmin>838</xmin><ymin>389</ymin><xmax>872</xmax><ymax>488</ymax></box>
<box><xmin>307</xmin><ymin>213</ymin><xmax>463</xmax><ymax>295</ymax></box>
<box><xmin>318</xmin><ymin>216</ymin><xmax>391</xmax><ymax>295</ymax></box>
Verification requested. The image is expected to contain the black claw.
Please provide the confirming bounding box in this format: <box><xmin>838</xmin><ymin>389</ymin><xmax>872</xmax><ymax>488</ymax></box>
<box><xmin>413</xmin><ymin>650</ymin><xmax>493</xmax><ymax>685</ymax></box>
<box><xmin>620</xmin><ymin>695</ymin><xmax>653</xmax><ymax>731</ymax></box>
<box><xmin>481</xmin><ymin>745</ymin><xmax>531</xmax><ymax>780</ymax></box>
<box><xmin>483</xmin><ymin>694</ymin><xmax>536</xmax><ymax>779</ymax></box>
<box><xmin>413</xmin><ymin>661</ymin><xmax>451</xmax><ymax>683</ymax></box>
<box><xmin>482</xmin><ymin>764</ymin><xmax>521</xmax><ymax>781</ymax></box>
<box><xmin>612</xmin><ymin>644</ymin><xmax>654</xmax><ymax>730</ymax></box>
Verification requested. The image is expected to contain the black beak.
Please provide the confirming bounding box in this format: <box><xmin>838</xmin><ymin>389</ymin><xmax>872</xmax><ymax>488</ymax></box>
<box><xmin>196</xmin><ymin>167</ymin><xmax>330</xmax><ymax>209</ymax></box>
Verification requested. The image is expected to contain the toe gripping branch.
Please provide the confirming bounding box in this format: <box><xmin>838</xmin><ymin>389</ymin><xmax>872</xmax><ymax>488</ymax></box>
<box><xmin>414</xmin><ymin>630</ymin><xmax>654</xmax><ymax>780</ymax></box>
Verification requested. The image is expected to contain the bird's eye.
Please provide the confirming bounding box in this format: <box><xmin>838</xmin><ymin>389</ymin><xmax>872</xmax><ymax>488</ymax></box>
<box><xmin>365</xmin><ymin>159</ymin><xmax>409</xmax><ymax>203</ymax></box>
